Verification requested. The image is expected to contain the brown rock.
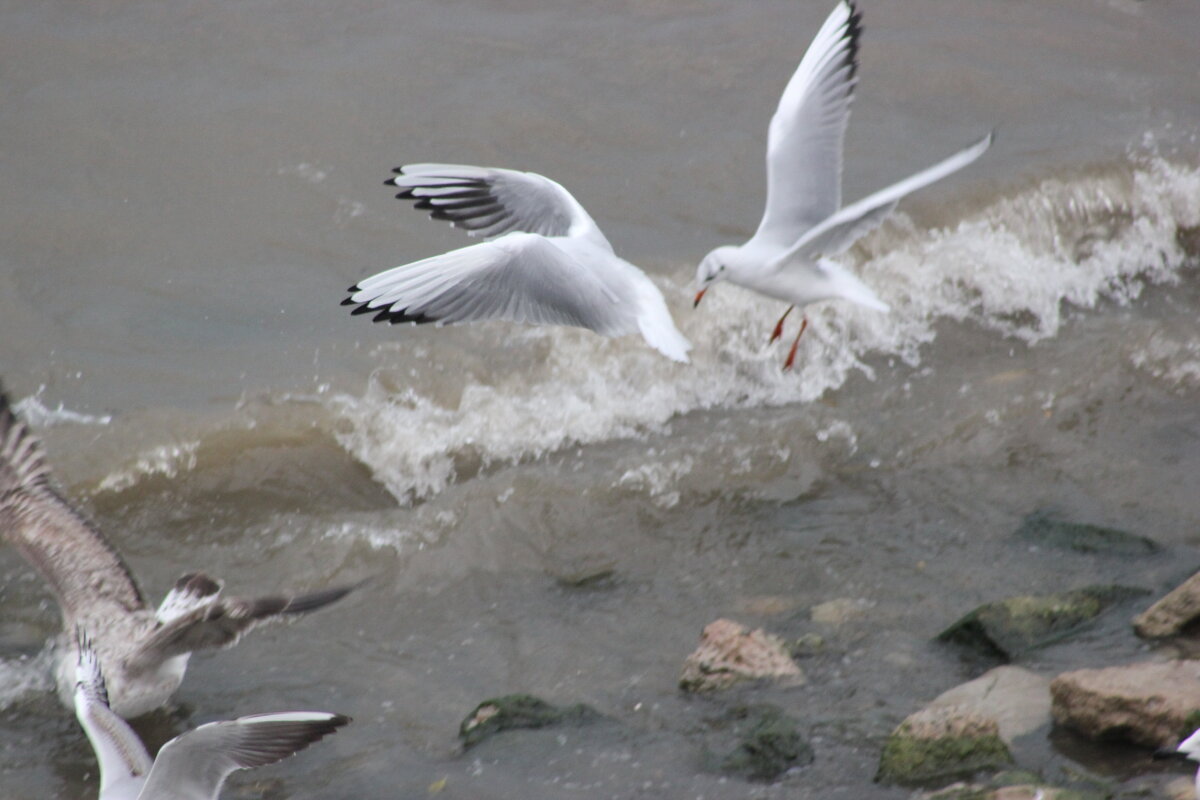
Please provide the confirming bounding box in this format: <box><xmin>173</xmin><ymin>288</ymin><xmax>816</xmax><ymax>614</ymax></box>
<box><xmin>1134</xmin><ymin>571</ymin><xmax>1200</xmax><ymax>638</ymax></box>
<box><xmin>928</xmin><ymin>666</ymin><xmax>1052</xmax><ymax>744</ymax></box>
<box><xmin>679</xmin><ymin>619</ymin><xmax>804</xmax><ymax>693</ymax></box>
<box><xmin>1050</xmin><ymin>660</ymin><xmax>1200</xmax><ymax>747</ymax></box>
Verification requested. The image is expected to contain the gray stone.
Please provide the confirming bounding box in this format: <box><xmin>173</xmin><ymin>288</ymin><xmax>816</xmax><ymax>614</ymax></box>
<box><xmin>928</xmin><ymin>666</ymin><xmax>1052</xmax><ymax>744</ymax></box>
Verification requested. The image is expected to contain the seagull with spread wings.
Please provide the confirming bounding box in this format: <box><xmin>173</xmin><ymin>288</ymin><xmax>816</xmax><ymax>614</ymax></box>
<box><xmin>343</xmin><ymin>164</ymin><xmax>692</xmax><ymax>363</ymax></box>
<box><xmin>72</xmin><ymin>631</ymin><xmax>348</xmax><ymax>800</ymax></box>
<box><xmin>693</xmin><ymin>0</ymin><xmax>992</xmax><ymax>370</ymax></box>
<box><xmin>0</xmin><ymin>382</ymin><xmax>356</xmax><ymax>718</ymax></box>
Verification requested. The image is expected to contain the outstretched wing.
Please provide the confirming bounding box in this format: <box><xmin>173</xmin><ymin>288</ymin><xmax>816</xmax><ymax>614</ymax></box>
<box><xmin>343</xmin><ymin>233</ymin><xmax>638</xmax><ymax>337</ymax></box>
<box><xmin>72</xmin><ymin>630</ymin><xmax>154</xmax><ymax>797</ymax></box>
<box><xmin>0</xmin><ymin>383</ymin><xmax>145</xmax><ymax>621</ymax></box>
<box><xmin>749</xmin><ymin>1</ymin><xmax>861</xmax><ymax>252</ymax></box>
<box><xmin>388</xmin><ymin>163</ymin><xmax>613</xmax><ymax>252</ymax></box>
<box><xmin>785</xmin><ymin>131</ymin><xmax>993</xmax><ymax>260</ymax></box>
<box><xmin>130</xmin><ymin>576</ymin><xmax>357</xmax><ymax>667</ymax></box>
<box><xmin>138</xmin><ymin>711</ymin><xmax>350</xmax><ymax>800</ymax></box>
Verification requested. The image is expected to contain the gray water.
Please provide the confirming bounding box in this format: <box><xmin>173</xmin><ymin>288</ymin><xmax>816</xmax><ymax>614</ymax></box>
<box><xmin>2</xmin><ymin>0</ymin><xmax>1200</xmax><ymax>798</ymax></box>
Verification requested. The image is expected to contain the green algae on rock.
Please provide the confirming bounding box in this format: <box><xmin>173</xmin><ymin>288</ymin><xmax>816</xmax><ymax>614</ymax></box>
<box><xmin>876</xmin><ymin>705</ymin><xmax>1013</xmax><ymax>787</ymax></box>
<box><xmin>459</xmin><ymin>694</ymin><xmax>602</xmax><ymax>748</ymax></box>
<box><xmin>703</xmin><ymin>704</ymin><xmax>813</xmax><ymax>782</ymax></box>
<box><xmin>937</xmin><ymin>585</ymin><xmax>1150</xmax><ymax>661</ymax></box>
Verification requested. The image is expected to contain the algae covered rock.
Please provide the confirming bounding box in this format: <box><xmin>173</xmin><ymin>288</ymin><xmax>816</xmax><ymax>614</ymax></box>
<box><xmin>876</xmin><ymin>705</ymin><xmax>1013</xmax><ymax>787</ymax></box>
<box><xmin>680</xmin><ymin>619</ymin><xmax>804</xmax><ymax>693</ymax></box>
<box><xmin>1014</xmin><ymin>511</ymin><xmax>1159</xmax><ymax>556</ymax></box>
<box><xmin>704</xmin><ymin>704</ymin><xmax>813</xmax><ymax>782</ymax></box>
<box><xmin>459</xmin><ymin>694</ymin><xmax>601</xmax><ymax>748</ymax></box>
<box><xmin>937</xmin><ymin>585</ymin><xmax>1150</xmax><ymax>661</ymax></box>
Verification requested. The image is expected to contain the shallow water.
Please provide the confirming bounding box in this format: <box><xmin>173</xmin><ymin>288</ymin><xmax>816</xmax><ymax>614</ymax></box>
<box><xmin>2</xmin><ymin>0</ymin><xmax>1200</xmax><ymax>798</ymax></box>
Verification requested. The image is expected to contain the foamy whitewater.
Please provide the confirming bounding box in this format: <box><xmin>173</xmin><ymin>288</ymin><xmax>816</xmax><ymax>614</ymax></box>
<box><xmin>327</xmin><ymin>155</ymin><xmax>1200</xmax><ymax>504</ymax></box>
<box><xmin>3</xmin><ymin>1</ymin><xmax>1200</xmax><ymax>798</ymax></box>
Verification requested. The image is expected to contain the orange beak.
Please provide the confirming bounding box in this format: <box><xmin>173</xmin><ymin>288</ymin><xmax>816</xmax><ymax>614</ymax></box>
<box><xmin>693</xmin><ymin>288</ymin><xmax>707</xmax><ymax>308</ymax></box>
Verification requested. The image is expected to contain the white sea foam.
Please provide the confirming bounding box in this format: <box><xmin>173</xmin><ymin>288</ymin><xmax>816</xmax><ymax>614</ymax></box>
<box><xmin>96</xmin><ymin>441</ymin><xmax>200</xmax><ymax>493</ymax></box>
<box><xmin>330</xmin><ymin>155</ymin><xmax>1200</xmax><ymax>505</ymax></box>
<box><xmin>13</xmin><ymin>393</ymin><xmax>112</xmax><ymax>427</ymax></box>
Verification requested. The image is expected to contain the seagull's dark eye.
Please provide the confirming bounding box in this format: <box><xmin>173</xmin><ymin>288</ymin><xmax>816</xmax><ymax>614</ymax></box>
<box><xmin>718</xmin><ymin>264</ymin><xmax>725</xmax><ymax>273</ymax></box>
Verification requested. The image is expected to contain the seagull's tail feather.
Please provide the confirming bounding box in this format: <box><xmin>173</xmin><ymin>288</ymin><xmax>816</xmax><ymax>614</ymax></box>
<box><xmin>818</xmin><ymin>258</ymin><xmax>890</xmax><ymax>313</ymax></box>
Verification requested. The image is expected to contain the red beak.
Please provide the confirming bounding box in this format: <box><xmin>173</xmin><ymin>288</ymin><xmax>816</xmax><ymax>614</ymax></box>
<box><xmin>693</xmin><ymin>288</ymin><xmax>707</xmax><ymax>308</ymax></box>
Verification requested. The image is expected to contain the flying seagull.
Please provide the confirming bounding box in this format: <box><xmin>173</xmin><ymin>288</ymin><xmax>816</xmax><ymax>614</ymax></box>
<box><xmin>343</xmin><ymin>164</ymin><xmax>692</xmax><ymax>363</ymax></box>
<box><xmin>693</xmin><ymin>0</ymin><xmax>992</xmax><ymax>369</ymax></box>
<box><xmin>73</xmin><ymin>631</ymin><xmax>349</xmax><ymax>800</ymax></box>
<box><xmin>0</xmin><ymin>382</ymin><xmax>357</xmax><ymax>718</ymax></box>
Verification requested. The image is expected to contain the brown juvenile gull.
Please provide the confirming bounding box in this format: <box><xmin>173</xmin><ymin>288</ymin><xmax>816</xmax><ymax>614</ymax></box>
<box><xmin>0</xmin><ymin>382</ymin><xmax>356</xmax><ymax>718</ymax></box>
<box><xmin>72</xmin><ymin>630</ymin><xmax>349</xmax><ymax>800</ymax></box>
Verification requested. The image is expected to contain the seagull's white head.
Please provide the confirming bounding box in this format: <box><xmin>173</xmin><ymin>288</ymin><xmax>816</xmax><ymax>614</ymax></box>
<box><xmin>693</xmin><ymin>245</ymin><xmax>739</xmax><ymax>307</ymax></box>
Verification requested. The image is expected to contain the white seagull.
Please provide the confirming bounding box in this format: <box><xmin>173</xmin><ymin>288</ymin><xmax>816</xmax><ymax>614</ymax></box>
<box><xmin>693</xmin><ymin>0</ymin><xmax>992</xmax><ymax>370</ymax></box>
<box><xmin>72</xmin><ymin>632</ymin><xmax>349</xmax><ymax>800</ymax></box>
<box><xmin>0</xmin><ymin>382</ymin><xmax>357</xmax><ymax>718</ymax></box>
<box><xmin>343</xmin><ymin>164</ymin><xmax>692</xmax><ymax>363</ymax></box>
<box><xmin>1176</xmin><ymin>727</ymin><xmax>1200</xmax><ymax>799</ymax></box>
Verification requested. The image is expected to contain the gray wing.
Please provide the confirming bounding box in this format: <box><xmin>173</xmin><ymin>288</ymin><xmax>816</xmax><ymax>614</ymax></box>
<box><xmin>783</xmin><ymin>131</ymin><xmax>993</xmax><ymax>261</ymax></box>
<box><xmin>388</xmin><ymin>163</ymin><xmax>613</xmax><ymax>252</ymax></box>
<box><xmin>344</xmin><ymin>233</ymin><xmax>638</xmax><ymax>337</ymax></box>
<box><xmin>749</xmin><ymin>1</ymin><xmax>861</xmax><ymax>252</ymax></box>
<box><xmin>130</xmin><ymin>575</ymin><xmax>357</xmax><ymax>668</ymax></box>
<box><xmin>137</xmin><ymin>712</ymin><xmax>349</xmax><ymax>800</ymax></box>
<box><xmin>0</xmin><ymin>383</ymin><xmax>145</xmax><ymax>620</ymax></box>
<box><xmin>73</xmin><ymin>631</ymin><xmax>154</xmax><ymax>797</ymax></box>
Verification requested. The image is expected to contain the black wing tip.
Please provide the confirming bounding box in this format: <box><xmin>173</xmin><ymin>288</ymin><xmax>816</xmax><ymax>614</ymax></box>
<box><xmin>844</xmin><ymin>3</ymin><xmax>863</xmax><ymax>81</ymax></box>
<box><xmin>344</xmin><ymin>296</ymin><xmax>437</xmax><ymax>326</ymax></box>
<box><xmin>280</xmin><ymin>581</ymin><xmax>362</xmax><ymax>616</ymax></box>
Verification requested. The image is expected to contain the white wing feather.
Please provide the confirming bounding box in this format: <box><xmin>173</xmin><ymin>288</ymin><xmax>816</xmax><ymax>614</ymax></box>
<box><xmin>750</xmin><ymin>1</ymin><xmax>861</xmax><ymax>251</ymax></box>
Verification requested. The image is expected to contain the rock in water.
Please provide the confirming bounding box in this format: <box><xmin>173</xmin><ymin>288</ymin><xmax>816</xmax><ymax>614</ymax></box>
<box><xmin>937</xmin><ymin>585</ymin><xmax>1150</xmax><ymax>661</ymax></box>
<box><xmin>459</xmin><ymin>694</ymin><xmax>601</xmax><ymax>748</ymax></box>
<box><xmin>927</xmin><ymin>666</ymin><xmax>1052</xmax><ymax>744</ymax></box>
<box><xmin>679</xmin><ymin>619</ymin><xmax>805</xmax><ymax>693</ymax></box>
<box><xmin>1134</xmin><ymin>569</ymin><xmax>1200</xmax><ymax>639</ymax></box>
<box><xmin>877</xmin><ymin>705</ymin><xmax>1013</xmax><ymax>787</ymax></box>
<box><xmin>704</xmin><ymin>704</ymin><xmax>814</xmax><ymax>782</ymax></box>
<box><xmin>1014</xmin><ymin>511</ymin><xmax>1159</xmax><ymax>556</ymax></box>
<box><xmin>1050</xmin><ymin>661</ymin><xmax>1200</xmax><ymax>747</ymax></box>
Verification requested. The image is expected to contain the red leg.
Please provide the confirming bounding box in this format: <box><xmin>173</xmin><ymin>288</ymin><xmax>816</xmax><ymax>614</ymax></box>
<box><xmin>782</xmin><ymin>316</ymin><xmax>809</xmax><ymax>371</ymax></box>
<box><xmin>769</xmin><ymin>305</ymin><xmax>795</xmax><ymax>344</ymax></box>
